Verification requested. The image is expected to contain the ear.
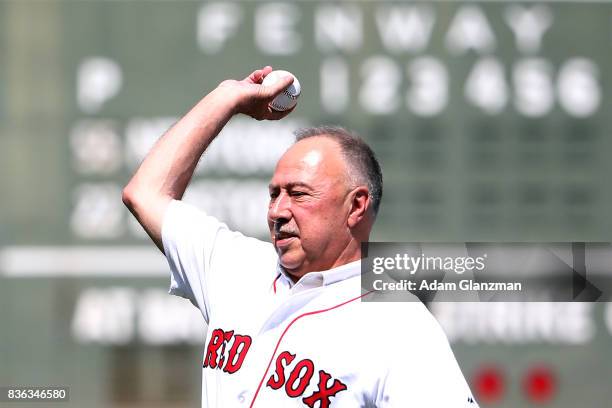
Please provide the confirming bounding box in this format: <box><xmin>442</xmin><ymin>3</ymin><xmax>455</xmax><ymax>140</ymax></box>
<box><xmin>347</xmin><ymin>186</ymin><xmax>370</xmax><ymax>228</ymax></box>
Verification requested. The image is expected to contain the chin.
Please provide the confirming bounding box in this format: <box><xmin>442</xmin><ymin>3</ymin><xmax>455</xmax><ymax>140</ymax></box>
<box><xmin>279</xmin><ymin>259</ymin><xmax>303</xmax><ymax>272</ymax></box>
<box><xmin>278</xmin><ymin>253</ymin><xmax>304</xmax><ymax>272</ymax></box>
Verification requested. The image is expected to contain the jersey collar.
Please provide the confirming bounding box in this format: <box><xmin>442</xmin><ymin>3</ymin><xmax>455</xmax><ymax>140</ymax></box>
<box><xmin>275</xmin><ymin>260</ymin><xmax>361</xmax><ymax>294</ymax></box>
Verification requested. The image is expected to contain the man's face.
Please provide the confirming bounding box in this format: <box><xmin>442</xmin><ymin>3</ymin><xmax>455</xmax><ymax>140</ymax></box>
<box><xmin>267</xmin><ymin>137</ymin><xmax>353</xmax><ymax>278</ymax></box>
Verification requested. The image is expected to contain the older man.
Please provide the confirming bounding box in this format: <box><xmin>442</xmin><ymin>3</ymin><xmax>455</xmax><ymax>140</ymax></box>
<box><xmin>123</xmin><ymin>67</ymin><xmax>477</xmax><ymax>407</ymax></box>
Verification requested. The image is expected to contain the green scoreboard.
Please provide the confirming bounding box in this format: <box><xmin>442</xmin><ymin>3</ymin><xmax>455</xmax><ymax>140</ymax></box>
<box><xmin>1</xmin><ymin>1</ymin><xmax>611</xmax><ymax>407</ymax></box>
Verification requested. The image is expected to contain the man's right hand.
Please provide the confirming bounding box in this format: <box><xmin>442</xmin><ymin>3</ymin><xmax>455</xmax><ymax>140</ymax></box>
<box><xmin>216</xmin><ymin>66</ymin><xmax>296</xmax><ymax>121</ymax></box>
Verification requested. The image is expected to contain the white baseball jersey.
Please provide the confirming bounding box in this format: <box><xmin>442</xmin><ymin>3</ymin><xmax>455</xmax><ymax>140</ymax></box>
<box><xmin>162</xmin><ymin>199</ymin><xmax>479</xmax><ymax>408</ymax></box>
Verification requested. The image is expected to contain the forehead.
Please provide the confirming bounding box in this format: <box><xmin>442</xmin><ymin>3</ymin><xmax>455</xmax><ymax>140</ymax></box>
<box><xmin>270</xmin><ymin>137</ymin><xmax>347</xmax><ymax>186</ymax></box>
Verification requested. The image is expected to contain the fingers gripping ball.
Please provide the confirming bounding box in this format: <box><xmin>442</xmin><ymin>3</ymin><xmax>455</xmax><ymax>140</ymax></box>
<box><xmin>262</xmin><ymin>70</ymin><xmax>301</xmax><ymax>111</ymax></box>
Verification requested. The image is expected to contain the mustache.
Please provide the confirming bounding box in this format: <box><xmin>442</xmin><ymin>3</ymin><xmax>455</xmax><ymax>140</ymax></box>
<box><xmin>274</xmin><ymin>222</ymin><xmax>299</xmax><ymax>236</ymax></box>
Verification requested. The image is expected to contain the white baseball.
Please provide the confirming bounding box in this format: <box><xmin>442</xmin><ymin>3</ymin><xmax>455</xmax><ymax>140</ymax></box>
<box><xmin>262</xmin><ymin>70</ymin><xmax>301</xmax><ymax>111</ymax></box>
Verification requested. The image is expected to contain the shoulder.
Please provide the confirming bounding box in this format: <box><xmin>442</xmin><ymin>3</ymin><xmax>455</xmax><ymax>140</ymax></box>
<box><xmin>164</xmin><ymin>198</ymin><xmax>276</xmax><ymax>257</ymax></box>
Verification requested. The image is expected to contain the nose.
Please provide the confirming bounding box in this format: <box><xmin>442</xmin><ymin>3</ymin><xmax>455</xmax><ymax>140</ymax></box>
<box><xmin>268</xmin><ymin>191</ymin><xmax>292</xmax><ymax>224</ymax></box>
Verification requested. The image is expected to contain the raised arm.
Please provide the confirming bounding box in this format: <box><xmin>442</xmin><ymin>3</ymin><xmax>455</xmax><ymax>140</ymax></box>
<box><xmin>122</xmin><ymin>66</ymin><xmax>294</xmax><ymax>252</ymax></box>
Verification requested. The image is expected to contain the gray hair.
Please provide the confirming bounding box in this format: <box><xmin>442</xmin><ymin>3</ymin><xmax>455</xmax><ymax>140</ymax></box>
<box><xmin>293</xmin><ymin>126</ymin><xmax>383</xmax><ymax>215</ymax></box>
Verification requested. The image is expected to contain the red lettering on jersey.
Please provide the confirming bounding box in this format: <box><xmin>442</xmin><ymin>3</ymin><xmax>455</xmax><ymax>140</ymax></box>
<box><xmin>302</xmin><ymin>370</ymin><xmax>347</xmax><ymax>408</ymax></box>
<box><xmin>286</xmin><ymin>359</ymin><xmax>314</xmax><ymax>398</ymax></box>
<box><xmin>265</xmin><ymin>351</ymin><xmax>347</xmax><ymax>406</ymax></box>
<box><xmin>224</xmin><ymin>334</ymin><xmax>252</xmax><ymax>374</ymax></box>
<box><xmin>203</xmin><ymin>329</ymin><xmax>224</xmax><ymax>369</ymax></box>
<box><xmin>203</xmin><ymin>328</ymin><xmax>251</xmax><ymax>375</ymax></box>
<box><xmin>217</xmin><ymin>330</ymin><xmax>234</xmax><ymax>368</ymax></box>
<box><xmin>266</xmin><ymin>351</ymin><xmax>296</xmax><ymax>390</ymax></box>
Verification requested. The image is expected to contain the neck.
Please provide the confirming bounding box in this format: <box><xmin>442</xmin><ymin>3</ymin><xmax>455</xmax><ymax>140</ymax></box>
<box><xmin>283</xmin><ymin>238</ymin><xmax>364</xmax><ymax>283</ymax></box>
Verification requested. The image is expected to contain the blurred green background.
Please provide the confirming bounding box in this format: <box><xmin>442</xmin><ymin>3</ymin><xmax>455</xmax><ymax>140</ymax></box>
<box><xmin>1</xmin><ymin>1</ymin><xmax>611</xmax><ymax>407</ymax></box>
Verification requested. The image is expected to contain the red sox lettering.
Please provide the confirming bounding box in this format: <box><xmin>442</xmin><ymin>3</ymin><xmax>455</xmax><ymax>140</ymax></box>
<box><xmin>266</xmin><ymin>351</ymin><xmax>348</xmax><ymax>408</ymax></box>
<box><xmin>203</xmin><ymin>329</ymin><xmax>347</xmax><ymax>406</ymax></box>
<box><xmin>203</xmin><ymin>328</ymin><xmax>252</xmax><ymax>373</ymax></box>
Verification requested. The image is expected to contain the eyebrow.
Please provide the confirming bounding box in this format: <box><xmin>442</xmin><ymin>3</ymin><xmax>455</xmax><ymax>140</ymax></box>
<box><xmin>268</xmin><ymin>181</ymin><xmax>313</xmax><ymax>190</ymax></box>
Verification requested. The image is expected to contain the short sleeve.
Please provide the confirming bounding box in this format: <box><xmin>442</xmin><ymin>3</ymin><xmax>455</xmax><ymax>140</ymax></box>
<box><xmin>161</xmin><ymin>199</ymin><xmax>277</xmax><ymax>323</ymax></box>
